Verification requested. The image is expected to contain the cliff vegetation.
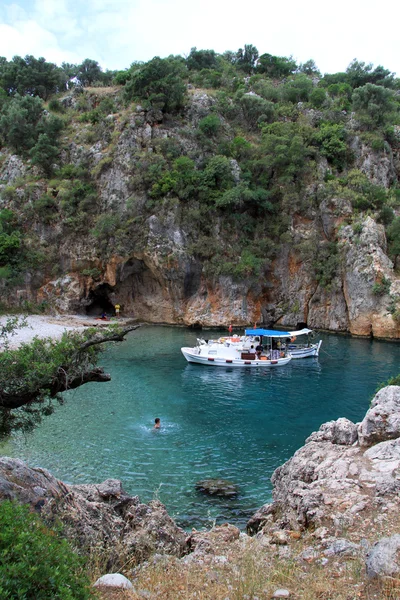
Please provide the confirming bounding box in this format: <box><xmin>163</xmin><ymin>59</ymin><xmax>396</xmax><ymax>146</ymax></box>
<box><xmin>0</xmin><ymin>50</ymin><xmax>400</xmax><ymax>336</ymax></box>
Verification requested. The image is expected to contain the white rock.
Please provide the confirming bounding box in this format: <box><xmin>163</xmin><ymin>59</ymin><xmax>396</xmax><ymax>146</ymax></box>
<box><xmin>93</xmin><ymin>573</ymin><xmax>134</xmax><ymax>589</ymax></box>
<box><xmin>272</xmin><ymin>589</ymin><xmax>290</xmax><ymax>598</ymax></box>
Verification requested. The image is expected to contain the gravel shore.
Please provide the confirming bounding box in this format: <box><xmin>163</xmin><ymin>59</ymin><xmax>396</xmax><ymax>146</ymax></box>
<box><xmin>0</xmin><ymin>315</ymin><xmax>118</xmax><ymax>348</ymax></box>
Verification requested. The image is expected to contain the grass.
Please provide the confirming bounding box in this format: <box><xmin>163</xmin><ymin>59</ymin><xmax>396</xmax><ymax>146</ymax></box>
<box><xmin>90</xmin><ymin>519</ymin><xmax>400</xmax><ymax>600</ymax></box>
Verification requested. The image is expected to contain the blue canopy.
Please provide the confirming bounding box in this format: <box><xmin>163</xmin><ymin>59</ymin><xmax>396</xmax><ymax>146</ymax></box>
<box><xmin>245</xmin><ymin>328</ymin><xmax>290</xmax><ymax>337</ymax></box>
<box><xmin>245</xmin><ymin>328</ymin><xmax>313</xmax><ymax>338</ymax></box>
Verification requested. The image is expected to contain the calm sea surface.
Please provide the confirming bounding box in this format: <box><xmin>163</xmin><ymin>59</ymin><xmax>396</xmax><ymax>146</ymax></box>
<box><xmin>1</xmin><ymin>326</ymin><xmax>400</xmax><ymax>529</ymax></box>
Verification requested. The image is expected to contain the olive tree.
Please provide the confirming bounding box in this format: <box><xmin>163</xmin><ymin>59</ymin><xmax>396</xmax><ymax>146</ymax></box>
<box><xmin>0</xmin><ymin>321</ymin><xmax>140</xmax><ymax>436</ymax></box>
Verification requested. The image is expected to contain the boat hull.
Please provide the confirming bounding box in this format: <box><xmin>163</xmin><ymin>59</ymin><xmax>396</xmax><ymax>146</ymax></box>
<box><xmin>181</xmin><ymin>348</ymin><xmax>292</xmax><ymax>367</ymax></box>
<box><xmin>290</xmin><ymin>340</ymin><xmax>322</xmax><ymax>359</ymax></box>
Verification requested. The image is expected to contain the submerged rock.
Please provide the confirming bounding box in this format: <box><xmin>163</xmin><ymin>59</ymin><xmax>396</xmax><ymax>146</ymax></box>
<box><xmin>195</xmin><ymin>478</ymin><xmax>239</xmax><ymax>497</ymax></box>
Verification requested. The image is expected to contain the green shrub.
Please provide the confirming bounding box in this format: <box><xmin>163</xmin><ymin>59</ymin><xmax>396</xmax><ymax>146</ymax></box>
<box><xmin>372</xmin><ymin>275</ymin><xmax>391</xmax><ymax>295</ymax></box>
<box><xmin>198</xmin><ymin>113</ymin><xmax>221</xmax><ymax>137</ymax></box>
<box><xmin>314</xmin><ymin>123</ymin><xmax>348</xmax><ymax>169</ymax></box>
<box><xmin>0</xmin><ymin>501</ymin><xmax>92</xmax><ymax>599</ymax></box>
<box><xmin>309</xmin><ymin>87</ymin><xmax>327</xmax><ymax>108</ymax></box>
<box><xmin>48</xmin><ymin>99</ymin><xmax>64</xmax><ymax>113</ymax></box>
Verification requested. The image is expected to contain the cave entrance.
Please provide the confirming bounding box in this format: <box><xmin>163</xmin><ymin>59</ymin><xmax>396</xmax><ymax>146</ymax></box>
<box><xmin>85</xmin><ymin>284</ymin><xmax>115</xmax><ymax>316</ymax></box>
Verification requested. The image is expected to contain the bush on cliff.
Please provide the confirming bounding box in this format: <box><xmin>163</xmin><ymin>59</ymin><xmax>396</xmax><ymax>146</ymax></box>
<box><xmin>0</xmin><ymin>501</ymin><xmax>92</xmax><ymax>599</ymax></box>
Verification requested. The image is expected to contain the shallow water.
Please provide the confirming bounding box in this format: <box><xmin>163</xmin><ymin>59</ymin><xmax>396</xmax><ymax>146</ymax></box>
<box><xmin>1</xmin><ymin>326</ymin><xmax>400</xmax><ymax>529</ymax></box>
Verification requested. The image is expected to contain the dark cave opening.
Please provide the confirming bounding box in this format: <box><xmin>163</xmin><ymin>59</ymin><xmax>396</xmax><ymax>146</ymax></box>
<box><xmin>85</xmin><ymin>284</ymin><xmax>115</xmax><ymax>316</ymax></box>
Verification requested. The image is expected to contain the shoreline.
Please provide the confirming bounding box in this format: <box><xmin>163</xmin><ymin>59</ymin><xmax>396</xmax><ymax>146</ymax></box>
<box><xmin>0</xmin><ymin>314</ymin><xmax>134</xmax><ymax>349</ymax></box>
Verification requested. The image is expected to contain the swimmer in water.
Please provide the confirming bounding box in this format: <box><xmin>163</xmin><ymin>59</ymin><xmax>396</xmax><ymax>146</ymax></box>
<box><xmin>154</xmin><ymin>417</ymin><xmax>161</xmax><ymax>429</ymax></box>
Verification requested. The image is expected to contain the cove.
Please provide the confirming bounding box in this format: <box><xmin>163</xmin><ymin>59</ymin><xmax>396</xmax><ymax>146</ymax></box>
<box><xmin>1</xmin><ymin>326</ymin><xmax>400</xmax><ymax>530</ymax></box>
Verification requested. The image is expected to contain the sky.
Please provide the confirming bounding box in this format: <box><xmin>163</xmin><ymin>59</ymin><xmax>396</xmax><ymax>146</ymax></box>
<box><xmin>0</xmin><ymin>0</ymin><xmax>399</xmax><ymax>77</ymax></box>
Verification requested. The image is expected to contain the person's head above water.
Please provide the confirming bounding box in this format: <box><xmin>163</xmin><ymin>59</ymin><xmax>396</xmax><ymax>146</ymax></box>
<box><xmin>154</xmin><ymin>417</ymin><xmax>161</xmax><ymax>428</ymax></box>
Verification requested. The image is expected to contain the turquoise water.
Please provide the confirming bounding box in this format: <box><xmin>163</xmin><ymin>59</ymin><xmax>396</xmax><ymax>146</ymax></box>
<box><xmin>1</xmin><ymin>326</ymin><xmax>400</xmax><ymax>530</ymax></box>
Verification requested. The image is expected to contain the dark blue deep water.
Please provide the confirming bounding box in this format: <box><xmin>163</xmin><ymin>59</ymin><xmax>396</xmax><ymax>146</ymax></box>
<box><xmin>1</xmin><ymin>326</ymin><xmax>400</xmax><ymax>529</ymax></box>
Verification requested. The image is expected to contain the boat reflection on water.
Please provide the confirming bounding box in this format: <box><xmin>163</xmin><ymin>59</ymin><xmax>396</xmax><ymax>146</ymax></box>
<box><xmin>181</xmin><ymin>363</ymin><xmax>249</xmax><ymax>393</ymax></box>
<box><xmin>182</xmin><ymin>353</ymin><xmax>322</xmax><ymax>392</ymax></box>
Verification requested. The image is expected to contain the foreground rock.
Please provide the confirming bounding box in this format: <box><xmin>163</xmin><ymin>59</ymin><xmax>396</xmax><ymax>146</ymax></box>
<box><xmin>248</xmin><ymin>386</ymin><xmax>400</xmax><ymax>538</ymax></box>
<box><xmin>366</xmin><ymin>534</ymin><xmax>400</xmax><ymax>578</ymax></box>
<box><xmin>0</xmin><ymin>458</ymin><xmax>187</xmax><ymax>561</ymax></box>
<box><xmin>93</xmin><ymin>573</ymin><xmax>134</xmax><ymax>589</ymax></box>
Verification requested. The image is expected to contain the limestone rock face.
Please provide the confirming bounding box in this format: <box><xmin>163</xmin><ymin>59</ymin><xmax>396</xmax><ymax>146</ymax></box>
<box><xmin>248</xmin><ymin>386</ymin><xmax>400</xmax><ymax>535</ymax></box>
<box><xmin>350</xmin><ymin>135</ymin><xmax>397</xmax><ymax>188</ymax></box>
<box><xmin>358</xmin><ymin>386</ymin><xmax>400</xmax><ymax>447</ymax></box>
<box><xmin>340</xmin><ymin>217</ymin><xmax>400</xmax><ymax>338</ymax></box>
<box><xmin>1</xmin><ymin>90</ymin><xmax>400</xmax><ymax>337</ymax></box>
<box><xmin>0</xmin><ymin>153</ymin><xmax>28</xmax><ymax>183</ymax></box>
<box><xmin>0</xmin><ymin>457</ymin><xmax>188</xmax><ymax>561</ymax></box>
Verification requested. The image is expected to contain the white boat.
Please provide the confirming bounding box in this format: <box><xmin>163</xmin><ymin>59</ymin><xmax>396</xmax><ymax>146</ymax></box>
<box><xmin>181</xmin><ymin>330</ymin><xmax>292</xmax><ymax>368</ymax></box>
<box><xmin>244</xmin><ymin>327</ymin><xmax>321</xmax><ymax>359</ymax></box>
<box><xmin>283</xmin><ymin>328</ymin><xmax>322</xmax><ymax>359</ymax></box>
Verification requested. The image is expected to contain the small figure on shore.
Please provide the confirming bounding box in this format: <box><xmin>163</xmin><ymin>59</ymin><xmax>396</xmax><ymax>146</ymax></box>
<box><xmin>154</xmin><ymin>417</ymin><xmax>161</xmax><ymax>429</ymax></box>
<box><xmin>114</xmin><ymin>303</ymin><xmax>120</xmax><ymax>317</ymax></box>
<box><xmin>228</xmin><ymin>323</ymin><xmax>233</xmax><ymax>334</ymax></box>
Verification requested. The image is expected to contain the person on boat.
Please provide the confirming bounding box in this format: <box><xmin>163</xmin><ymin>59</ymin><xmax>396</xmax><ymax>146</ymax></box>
<box><xmin>255</xmin><ymin>343</ymin><xmax>263</xmax><ymax>358</ymax></box>
<box><xmin>154</xmin><ymin>418</ymin><xmax>161</xmax><ymax>429</ymax></box>
<box><xmin>228</xmin><ymin>323</ymin><xmax>233</xmax><ymax>334</ymax></box>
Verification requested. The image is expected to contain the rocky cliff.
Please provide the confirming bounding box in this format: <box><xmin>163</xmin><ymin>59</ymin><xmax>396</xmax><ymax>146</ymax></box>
<box><xmin>1</xmin><ymin>86</ymin><xmax>400</xmax><ymax>338</ymax></box>
<box><xmin>248</xmin><ymin>385</ymin><xmax>400</xmax><ymax>539</ymax></box>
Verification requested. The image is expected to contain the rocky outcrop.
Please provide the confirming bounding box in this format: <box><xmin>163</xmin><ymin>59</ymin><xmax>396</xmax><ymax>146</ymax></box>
<box><xmin>247</xmin><ymin>385</ymin><xmax>400</xmax><ymax>536</ymax></box>
<box><xmin>0</xmin><ymin>457</ymin><xmax>188</xmax><ymax>561</ymax></box>
<box><xmin>1</xmin><ymin>88</ymin><xmax>400</xmax><ymax>337</ymax></box>
<box><xmin>366</xmin><ymin>535</ymin><xmax>400</xmax><ymax>578</ymax></box>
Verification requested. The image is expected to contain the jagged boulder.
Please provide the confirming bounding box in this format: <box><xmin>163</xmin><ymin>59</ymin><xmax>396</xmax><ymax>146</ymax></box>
<box><xmin>366</xmin><ymin>534</ymin><xmax>400</xmax><ymax>578</ymax></box>
<box><xmin>358</xmin><ymin>385</ymin><xmax>400</xmax><ymax>447</ymax></box>
<box><xmin>306</xmin><ymin>417</ymin><xmax>358</xmax><ymax>445</ymax></box>
<box><xmin>0</xmin><ymin>457</ymin><xmax>188</xmax><ymax>562</ymax></box>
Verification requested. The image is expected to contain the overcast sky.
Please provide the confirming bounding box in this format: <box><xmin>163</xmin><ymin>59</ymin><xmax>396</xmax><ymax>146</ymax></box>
<box><xmin>0</xmin><ymin>0</ymin><xmax>399</xmax><ymax>76</ymax></box>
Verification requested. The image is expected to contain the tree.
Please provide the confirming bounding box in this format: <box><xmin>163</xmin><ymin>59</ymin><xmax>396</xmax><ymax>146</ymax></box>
<box><xmin>298</xmin><ymin>59</ymin><xmax>320</xmax><ymax>76</ymax></box>
<box><xmin>256</xmin><ymin>53</ymin><xmax>297</xmax><ymax>78</ymax></box>
<box><xmin>0</xmin><ymin>94</ymin><xmax>44</xmax><ymax>152</ymax></box>
<box><xmin>281</xmin><ymin>74</ymin><xmax>313</xmax><ymax>103</ymax></box>
<box><xmin>124</xmin><ymin>56</ymin><xmax>187</xmax><ymax>113</ymax></box>
<box><xmin>30</xmin><ymin>133</ymin><xmax>60</xmax><ymax>175</ymax></box>
<box><xmin>352</xmin><ymin>83</ymin><xmax>397</xmax><ymax>127</ymax></box>
<box><xmin>0</xmin><ymin>55</ymin><xmax>65</xmax><ymax>99</ymax></box>
<box><xmin>0</xmin><ymin>323</ymin><xmax>140</xmax><ymax>435</ymax></box>
<box><xmin>76</xmin><ymin>58</ymin><xmax>103</xmax><ymax>86</ymax></box>
<box><xmin>314</xmin><ymin>123</ymin><xmax>348</xmax><ymax>169</ymax></box>
<box><xmin>187</xmin><ymin>47</ymin><xmax>217</xmax><ymax>70</ymax></box>
<box><xmin>346</xmin><ymin>59</ymin><xmax>395</xmax><ymax>89</ymax></box>
<box><xmin>239</xmin><ymin>94</ymin><xmax>275</xmax><ymax>129</ymax></box>
<box><xmin>236</xmin><ymin>44</ymin><xmax>259</xmax><ymax>74</ymax></box>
